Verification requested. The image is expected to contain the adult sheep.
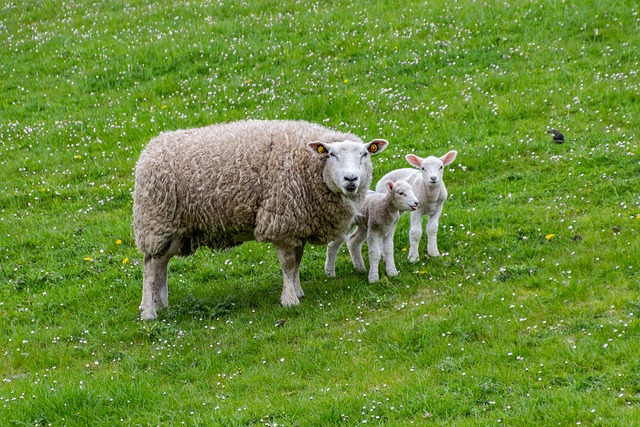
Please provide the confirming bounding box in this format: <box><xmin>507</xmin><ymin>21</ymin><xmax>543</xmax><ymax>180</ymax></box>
<box><xmin>133</xmin><ymin>119</ymin><xmax>388</xmax><ymax>320</ymax></box>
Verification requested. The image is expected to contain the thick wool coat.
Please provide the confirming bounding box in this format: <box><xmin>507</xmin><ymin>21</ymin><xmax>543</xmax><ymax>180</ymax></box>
<box><xmin>133</xmin><ymin>120</ymin><xmax>370</xmax><ymax>256</ymax></box>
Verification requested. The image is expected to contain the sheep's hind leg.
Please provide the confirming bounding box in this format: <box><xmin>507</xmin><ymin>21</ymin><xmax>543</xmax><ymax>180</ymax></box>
<box><xmin>325</xmin><ymin>239</ymin><xmax>344</xmax><ymax>278</ymax></box>
<box><xmin>139</xmin><ymin>239</ymin><xmax>181</xmax><ymax>320</ymax></box>
<box><xmin>367</xmin><ymin>232</ymin><xmax>383</xmax><ymax>283</ymax></box>
<box><xmin>276</xmin><ymin>244</ymin><xmax>304</xmax><ymax>306</ymax></box>
<box><xmin>347</xmin><ymin>226</ymin><xmax>367</xmax><ymax>273</ymax></box>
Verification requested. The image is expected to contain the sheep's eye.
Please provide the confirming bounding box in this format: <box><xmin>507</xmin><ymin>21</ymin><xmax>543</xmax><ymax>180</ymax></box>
<box><xmin>439</xmin><ymin>166</ymin><xmax>443</xmax><ymax>170</ymax></box>
<box><xmin>330</xmin><ymin>153</ymin><xmax>337</xmax><ymax>158</ymax></box>
<box><xmin>398</xmin><ymin>191</ymin><xmax>405</xmax><ymax>196</ymax></box>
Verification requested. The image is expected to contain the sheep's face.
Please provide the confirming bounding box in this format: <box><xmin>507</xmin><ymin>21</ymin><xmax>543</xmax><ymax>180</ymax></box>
<box><xmin>385</xmin><ymin>179</ymin><xmax>419</xmax><ymax>212</ymax></box>
<box><xmin>308</xmin><ymin>139</ymin><xmax>388</xmax><ymax>196</ymax></box>
<box><xmin>406</xmin><ymin>150</ymin><xmax>457</xmax><ymax>187</ymax></box>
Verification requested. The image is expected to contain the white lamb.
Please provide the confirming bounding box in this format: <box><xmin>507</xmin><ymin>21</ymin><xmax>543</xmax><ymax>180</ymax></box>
<box><xmin>133</xmin><ymin>120</ymin><xmax>388</xmax><ymax>320</ymax></box>
<box><xmin>325</xmin><ymin>179</ymin><xmax>419</xmax><ymax>283</ymax></box>
<box><xmin>375</xmin><ymin>150</ymin><xmax>457</xmax><ymax>262</ymax></box>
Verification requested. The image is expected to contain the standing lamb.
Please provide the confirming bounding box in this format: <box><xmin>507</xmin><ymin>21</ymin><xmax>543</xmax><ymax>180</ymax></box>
<box><xmin>324</xmin><ymin>180</ymin><xmax>419</xmax><ymax>283</ymax></box>
<box><xmin>375</xmin><ymin>150</ymin><xmax>457</xmax><ymax>263</ymax></box>
<box><xmin>134</xmin><ymin>120</ymin><xmax>388</xmax><ymax>320</ymax></box>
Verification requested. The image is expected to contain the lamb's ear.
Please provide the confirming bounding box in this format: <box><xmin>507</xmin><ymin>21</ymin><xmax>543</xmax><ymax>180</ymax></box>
<box><xmin>405</xmin><ymin>154</ymin><xmax>422</xmax><ymax>168</ymax></box>
<box><xmin>385</xmin><ymin>180</ymin><xmax>395</xmax><ymax>191</ymax></box>
<box><xmin>366</xmin><ymin>139</ymin><xmax>388</xmax><ymax>155</ymax></box>
<box><xmin>441</xmin><ymin>150</ymin><xmax>457</xmax><ymax>166</ymax></box>
<box><xmin>307</xmin><ymin>141</ymin><xmax>331</xmax><ymax>157</ymax></box>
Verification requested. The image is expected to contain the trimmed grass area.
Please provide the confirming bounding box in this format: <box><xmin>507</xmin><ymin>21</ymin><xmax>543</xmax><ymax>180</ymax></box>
<box><xmin>1</xmin><ymin>0</ymin><xmax>639</xmax><ymax>425</ymax></box>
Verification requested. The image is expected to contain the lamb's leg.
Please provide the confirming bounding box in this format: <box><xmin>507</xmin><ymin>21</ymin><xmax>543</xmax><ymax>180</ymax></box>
<box><xmin>383</xmin><ymin>226</ymin><xmax>399</xmax><ymax>277</ymax></box>
<box><xmin>347</xmin><ymin>226</ymin><xmax>367</xmax><ymax>273</ymax></box>
<box><xmin>408</xmin><ymin>210</ymin><xmax>423</xmax><ymax>263</ymax></box>
<box><xmin>426</xmin><ymin>205</ymin><xmax>443</xmax><ymax>257</ymax></box>
<box><xmin>325</xmin><ymin>239</ymin><xmax>344</xmax><ymax>278</ymax></box>
<box><xmin>367</xmin><ymin>232</ymin><xmax>383</xmax><ymax>283</ymax></box>
<box><xmin>275</xmin><ymin>244</ymin><xmax>303</xmax><ymax>306</ymax></box>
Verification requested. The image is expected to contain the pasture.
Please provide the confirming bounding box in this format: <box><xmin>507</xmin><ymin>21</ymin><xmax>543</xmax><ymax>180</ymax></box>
<box><xmin>1</xmin><ymin>0</ymin><xmax>639</xmax><ymax>425</ymax></box>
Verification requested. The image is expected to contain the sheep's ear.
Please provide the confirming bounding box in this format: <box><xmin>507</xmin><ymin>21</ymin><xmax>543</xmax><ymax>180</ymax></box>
<box><xmin>307</xmin><ymin>141</ymin><xmax>330</xmax><ymax>157</ymax></box>
<box><xmin>441</xmin><ymin>150</ymin><xmax>457</xmax><ymax>166</ymax></box>
<box><xmin>385</xmin><ymin>180</ymin><xmax>394</xmax><ymax>191</ymax></box>
<box><xmin>366</xmin><ymin>139</ymin><xmax>388</xmax><ymax>155</ymax></box>
<box><xmin>405</xmin><ymin>154</ymin><xmax>422</xmax><ymax>168</ymax></box>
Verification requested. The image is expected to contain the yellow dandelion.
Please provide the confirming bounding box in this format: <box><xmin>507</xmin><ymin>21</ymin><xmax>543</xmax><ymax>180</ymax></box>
<box><xmin>122</xmin><ymin>258</ymin><xmax>129</xmax><ymax>264</ymax></box>
<box><xmin>74</xmin><ymin>155</ymin><xmax>82</xmax><ymax>159</ymax></box>
<box><xmin>343</xmin><ymin>79</ymin><xmax>349</xmax><ymax>83</ymax></box>
<box><xmin>84</xmin><ymin>257</ymin><xmax>92</xmax><ymax>261</ymax></box>
<box><xmin>401</xmin><ymin>248</ymin><xmax>407</xmax><ymax>252</ymax></box>
<box><xmin>545</xmin><ymin>234</ymin><xmax>555</xmax><ymax>240</ymax></box>
<box><xmin>161</xmin><ymin>104</ymin><xmax>168</xmax><ymax>109</ymax></box>
<box><xmin>116</xmin><ymin>239</ymin><xmax>122</xmax><ymax>245</ymax></box>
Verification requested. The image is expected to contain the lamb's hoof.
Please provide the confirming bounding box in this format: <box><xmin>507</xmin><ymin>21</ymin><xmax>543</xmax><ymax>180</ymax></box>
<box><xmin>325</xmin><ymin>270</ymin><xmax>336</xmax><ymax>278</ymax></box>
<box><xmin>408</xmin><ymin>254</ymin><xmax>419</xmax><ymax>263</ymax></box>
<box><xmin>368</xmin><ymin>275</ymin><xmax>380</xmax><ymax>283</ymax></box>
<box><xmin>386</xmin><ymin>270</ymin><xmax>399</xmax><ymax>277</ymax></box>
<box><xmin>428</xmin><ymin>251</ymin><xmax>441</xmax><ymax>257</ymax></box>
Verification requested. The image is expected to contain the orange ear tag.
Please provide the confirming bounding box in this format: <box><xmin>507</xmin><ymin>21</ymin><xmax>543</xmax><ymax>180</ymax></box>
<box><xmin>317</xmin><ymin>145</ymin><xmax>325</xmax><ymax>154</ymax></box>
<box><xmin>370</xmin><ymin>143</ymin><xmax>378</xmax><ymax>153</ymax></box>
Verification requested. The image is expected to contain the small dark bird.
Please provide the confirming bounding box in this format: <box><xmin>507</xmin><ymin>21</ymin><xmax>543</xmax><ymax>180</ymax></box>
<box><xmin>546</xmin><ymin>128</ymin><xmax>564</xmax><ymax>144</ymax></box>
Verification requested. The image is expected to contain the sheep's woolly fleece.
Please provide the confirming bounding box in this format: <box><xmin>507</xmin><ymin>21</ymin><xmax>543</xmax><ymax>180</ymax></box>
<box><xmin>133</xmin><ymin>119</ymin><xmax>374</xmax><ymax>256</ymax></box>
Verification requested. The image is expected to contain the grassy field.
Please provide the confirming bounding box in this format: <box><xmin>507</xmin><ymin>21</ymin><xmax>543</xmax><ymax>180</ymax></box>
<box><xmin>1</xmin><ymin>0</ymin><xmax>639</xmax><ymax>425</ymax></box>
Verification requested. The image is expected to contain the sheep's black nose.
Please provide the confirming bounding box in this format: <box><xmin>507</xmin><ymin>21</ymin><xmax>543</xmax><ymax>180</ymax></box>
<box><xmin>429</xmin><ymin>176</ymin><xmax>438</xmax><ymax>183</ymax></box>
<box><xmin>344</xmin><ymin>174</ymin><xmax>358</xmax><ymax>182</ymax></box>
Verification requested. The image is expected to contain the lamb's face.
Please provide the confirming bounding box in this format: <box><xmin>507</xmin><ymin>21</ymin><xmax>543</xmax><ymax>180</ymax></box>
<box><xmin>419</xmin><ymin>156</ymin><xmax>446</xmax><ymax>186</ymax></box>
<box><xmin>386</xmin><ymin>180</ymin><xmax>419</xmax><ymax>212</ymax></box>
<box><xmin>308</xmin><ymin>139</ymin><xmax>389</xmax><ymax>196</ymax></box>
<box><xmin>405</xmin><ymin>150</ymin><xmax>458</xmax><ymax>187</ymax></box>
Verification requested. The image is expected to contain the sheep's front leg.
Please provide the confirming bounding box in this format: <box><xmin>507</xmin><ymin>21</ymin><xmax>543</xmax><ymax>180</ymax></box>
<box><xmin>408</xmin><ymin>210</ymin><xmax>424</xmax><ymax>263</ymax></box>
<box><xmin>426</xmin><ymin>205</ymin><xmax>443</xmax><ymax>257</ymax></box>
<box><xmin>347</xmin><ymin>226</ymin><xmax>367</xmax><ymax>273</ymax></box>
<box><xmin>382</xmin><ymin>226</ymin><xmax>399</xmax><ymax>277</ymax></box>
<box><xmin>275</xmin><ymin>244</ymin><xmax>304</xmax><ymax>306</ymax></box>
<box><xmin>325</xmin><ymin>239</ymin><xmax>344</xmax><ymax>278</ymax></box>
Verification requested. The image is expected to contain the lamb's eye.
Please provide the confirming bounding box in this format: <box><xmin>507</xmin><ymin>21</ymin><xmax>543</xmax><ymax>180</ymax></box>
<box><xmin>398</xmin><ymin>192</ymin><xmax>405</xmax><ymax>196</ymax></box>
<box><xmin>439</xmin><ymin>166</ymin><xmax>443</xmax><ymax>170</ymax></box>
<box><xmin>330</xmin><ymin>153</ymin><xmax>337</xmax><ymax>158</ymax></box>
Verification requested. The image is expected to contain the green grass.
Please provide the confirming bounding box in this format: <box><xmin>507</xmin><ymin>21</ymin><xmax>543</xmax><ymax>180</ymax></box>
<box><xmin>1</xmin><ymin>0</ymin><xmax>639</xmax><ymax>425</ymax></box>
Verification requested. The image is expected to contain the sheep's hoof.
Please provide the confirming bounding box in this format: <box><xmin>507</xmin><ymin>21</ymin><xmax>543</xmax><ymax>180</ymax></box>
<box><xmin>368</xmin><ymin>275</ymin><xmax>380</xmax><ymax>284</ymax></box>
<box><xmin>408</xmin><ymin>254</ymin><xmax>419</xmax><ymax>263</ymax></box>
<box><xmin>386</xmin><ymin>269</ymin><xmax>399</xmax><ymax>277</ymax></box>
<box><xmin>281</xmin><ymin>295</ymin><xmax>301</xmax><ymax>307</ymax></box>
<box><xmin>140</xmin><ymin>308</ymin><xmax>158</xmax><ymax>321</ymax></box>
